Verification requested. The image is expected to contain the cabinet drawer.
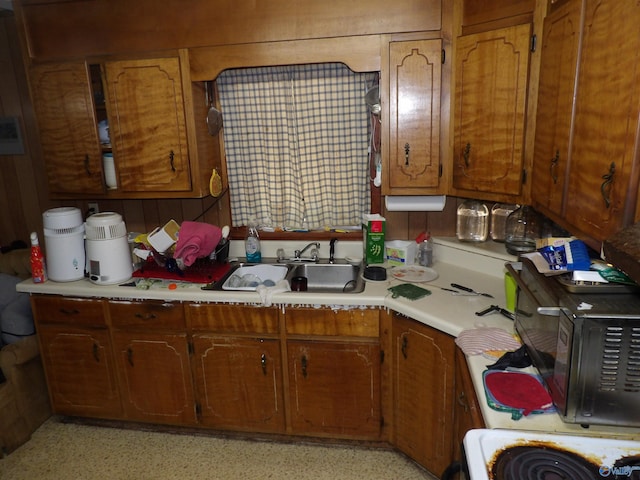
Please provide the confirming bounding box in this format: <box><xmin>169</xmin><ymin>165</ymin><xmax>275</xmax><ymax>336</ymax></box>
<box><xmin>109</xmin><ymin>300</ymin><xmax>185</xmax><ymax>329</ymax></box>
<box><xmin>285</xmin><ymin>308</ymin><xmax>379</xmax><ymax>337</ymax></box>
<box><xmin>187</xmin><ymin>304</ymin><xmax>279</xmax><ymax>334</ymax></box>
<box><xmin>32</xmin><ymin>296</ymin><xmax>106</xmax><ymax>327</ymax></box>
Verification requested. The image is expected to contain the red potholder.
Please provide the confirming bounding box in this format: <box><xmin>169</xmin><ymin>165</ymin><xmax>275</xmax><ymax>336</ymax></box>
<box><xmin>484</xmin><ymin>370</ymin><xmax>553</xmax><ymax>417</ymax></box>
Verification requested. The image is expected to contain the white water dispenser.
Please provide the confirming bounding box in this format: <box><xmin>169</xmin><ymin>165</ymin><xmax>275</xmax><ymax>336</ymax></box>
<box><xmin>42</xmin><ymin>207</ymin><xmax>85</xmax><ymax>282</ymax></box>
<box><xmin>85</xmin><ymin>212</ymin><xmax>133</xmax><ymax>285</ymax></box>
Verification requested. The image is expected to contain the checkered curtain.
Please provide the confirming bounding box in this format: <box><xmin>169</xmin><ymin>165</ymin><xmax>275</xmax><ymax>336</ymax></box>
<box><xmin>217</xmin><ymin>63</ymin><xmax>376</xmax><ymax>229</ymax></box>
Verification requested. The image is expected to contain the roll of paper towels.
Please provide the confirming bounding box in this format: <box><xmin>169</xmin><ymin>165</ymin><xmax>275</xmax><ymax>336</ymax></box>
<box><xmin>385</xmin><ymin>195</ymin><xmax>446</xmax><ymax>212</ymax></box>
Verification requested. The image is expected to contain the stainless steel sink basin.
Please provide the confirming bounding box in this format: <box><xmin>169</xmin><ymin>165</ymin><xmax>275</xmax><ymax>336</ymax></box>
<box><xmin>207</xmin><ymin>260</ymin><xmax>365</xmax><ymax>294</ymax></box>
<box><xmin>285</xmin><ymin>262</ymin><xmax>364</xmax><ymax>293</ymax></box>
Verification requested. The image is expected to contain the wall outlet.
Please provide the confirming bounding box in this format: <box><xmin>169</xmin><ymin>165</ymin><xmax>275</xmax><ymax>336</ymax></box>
<box><xmin>88</xmin><ymin>202</ymin><xmax>99</xmax><ymax>216</ymax></box>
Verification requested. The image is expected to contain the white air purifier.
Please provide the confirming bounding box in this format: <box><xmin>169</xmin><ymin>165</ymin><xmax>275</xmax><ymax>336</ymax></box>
<box><xmin>42</xmin><ymin>207</ymin><xmax>86</xmax><ymax>282</ymax></box>
<box><xmin>85</xmin><ymin>212</ymin><xmax>133</xmax><ymax>285</ymax></box>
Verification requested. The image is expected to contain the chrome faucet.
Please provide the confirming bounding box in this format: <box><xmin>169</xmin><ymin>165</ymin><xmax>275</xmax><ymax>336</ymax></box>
<box><xmin>294</xmin><ymin>242</ymin><xmax>320</xmax><ymax>262</ymax></box>
<box><xmin>329</xmin><ymin>238</ymin><xmax>337</xmax><ymax>264</ymax></box>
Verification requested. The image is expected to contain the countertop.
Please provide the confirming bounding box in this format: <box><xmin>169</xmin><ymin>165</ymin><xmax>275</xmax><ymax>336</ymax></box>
<box><xmin>17</xmin><ymin>237</ymin><xmax>640</xmax><ymax>440</ymax></box>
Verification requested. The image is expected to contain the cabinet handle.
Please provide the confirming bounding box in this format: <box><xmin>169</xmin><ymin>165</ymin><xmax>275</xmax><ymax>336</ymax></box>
<box><xmin>401</xmin><ymin>336</ymin><xmax>408</xmax><ymax>359</ymax></box>
<box><xmin>127</xmin><ymin>347</ymin><xmax>134</xmax><ymax>367</ymax></box>
<box><xmin>84</xmin><ymin>154</ymin><xmax>93</xmax><ymax>175</ymax></box>
<box><xmin>59</xmin><ymin>308</ymin><xmax>80</xmax><ymax>316</ymax></box>
<box><xmin>134</xmin><ymin>313</ymin><xmax>157</xmax><ymax>321</ymax></box>
<box><xmin>261</xmin><ymin>353</ymin><xmax>267</xmax><ymax>376</ymax></box>
<box><xmin>457</xmin><ymin>391</ymin><xmax>469</xmax><ymax>413</ymax></box>
<box><xmin>169</xmin><ymin>150</ymin><xmax>176</xmax><ymax>172</ymax></box>
<box><xmin>93</xmin><ymin>343</ymin><xmax>100</xmax><ymax>363</ymax></box>
<box><xmin>600</xmin><ymin>162</ymin><xmax>615</xmax><ymax>208</ymax></box>
<box><xmin>301</xmin><ymin>355</ymin><xmax>308</xmax><ymax>378</ymax></box>
<box><xmin>462</xmin><ymin>143</ymin><xmax>471</xmax><ymax>167</ymax></box>
<box><xmin>404</xmin><ymin>143</ymin><xmax>410</xmax><ymax>166</ymax></box>
<box><xmin>550</xmin><ymin>150</ymin><xmax>559</xmax><ymax>184</ymax></box>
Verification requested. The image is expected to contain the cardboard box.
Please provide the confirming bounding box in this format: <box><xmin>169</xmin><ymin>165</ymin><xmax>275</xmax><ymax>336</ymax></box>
<box><xmin>363</xmin><ymin>214</ymin><xmax>385</xmax><ymax>264</ymax></box>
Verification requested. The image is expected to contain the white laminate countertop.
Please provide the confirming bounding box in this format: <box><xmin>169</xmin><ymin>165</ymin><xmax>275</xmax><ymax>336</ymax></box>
<box><xmin>17</xmin><ymin>236</ymin><xmax>640</xmax><ymax>440</ymax></box>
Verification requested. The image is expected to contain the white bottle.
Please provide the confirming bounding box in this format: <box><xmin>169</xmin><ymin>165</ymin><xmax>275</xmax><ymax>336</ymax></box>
<box><xmin>245</xmin><ymin>221</ymin><xmax>261</xmax><ymax>263</ymax></box>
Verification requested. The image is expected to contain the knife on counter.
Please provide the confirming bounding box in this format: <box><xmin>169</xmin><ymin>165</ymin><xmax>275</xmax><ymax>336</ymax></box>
<box><xmin>450</xmin><ymin>283</ymin><xmax>494</xmax><ymax>298</ymax></box>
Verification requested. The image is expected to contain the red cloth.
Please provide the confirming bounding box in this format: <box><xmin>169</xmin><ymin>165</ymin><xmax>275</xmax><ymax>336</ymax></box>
<box><xmin>174</xmin><ymin>221</ymin><xmax>222</xmax><ymax>267</ymax></box>
<box><xmin>484</xmin><ymin>371</ymin><xmax>553</xmax><ymax>416</ymax></box>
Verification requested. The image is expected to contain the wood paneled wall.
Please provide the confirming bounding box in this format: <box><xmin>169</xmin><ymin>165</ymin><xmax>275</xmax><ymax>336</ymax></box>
<box><xmin>0</xmin><ymin>11</ymin><xmax>461</xmax><ymax>248</ymax></box>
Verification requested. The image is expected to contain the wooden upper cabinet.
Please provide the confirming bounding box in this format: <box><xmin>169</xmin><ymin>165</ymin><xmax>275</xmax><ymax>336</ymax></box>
<box><xmin>531</xmin><ymin>0</ymin><xmax>582</xmax><ymax>219</ymax></box>
<box><xmin>563</xmin><ymin>0</ymin><xmax>640</xmax><ymax>241</ymax></box>
<box><xmin>29</xmin><ymin>62</ymin><xmax>105</xmax><ymax>196</ymax></box>
<box><xmin>17</xmin><ymin>0</ymin><xmax>442</xmax><ymax>60</ymax></box>
<box><xmin>385</xmin><ymin>39</ymin><xmax>443</xmax><ymax>194</ymax></box>
<box><xmin>105</xmin><ymin>57</ymin><xmax>191</xmax><ymax>193</ymax></box>
<box><xmin>452</xmin><ymin>23</ymin><xmax>531</xmax><ymax>201</ymax></box>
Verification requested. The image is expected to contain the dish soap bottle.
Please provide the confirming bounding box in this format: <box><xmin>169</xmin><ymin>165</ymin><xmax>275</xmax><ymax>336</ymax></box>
<box><xmin>245</xmin><ymin>221</ymin><xmax>262</xmax><ymax>263</ymax></box>
<box><xmin>30</xmin><ymin>231</ymin><xmax>48</xmax><ymax>283</ymax></box>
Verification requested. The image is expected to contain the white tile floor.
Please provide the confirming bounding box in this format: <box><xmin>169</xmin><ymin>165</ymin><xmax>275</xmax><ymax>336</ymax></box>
<box><xmin>1</xmin><ymin>417</ymin><xmax>439</xmax><ymax>480</ymax></box>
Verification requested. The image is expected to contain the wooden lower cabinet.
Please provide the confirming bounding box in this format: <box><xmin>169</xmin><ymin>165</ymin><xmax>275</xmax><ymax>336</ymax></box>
<box><xmin>111</xmin><ymin>331</ymin><xmax>197</xmax><ymax>425</ymax></box>
<box><xmin>38</xmin><ymin>325</ymin><xmax>121</xmax><ymax>418</ymax></box>
<box><xmin>33</xmin><ymin>296</ymin><xmax>476</xmax><ymax>474</ymax></box>
<box><xmin>192</xmin><ymin>335</ymin><xmax>285</xmax><ymax>433</ymax></box>
<box><xmin>109</xmin><ymin>300</ymin><xmax>197</xmax><ymax>425</ymax></box>
<box><xmin>32</xmin><ymin>296</ymin><xmax>121</xmax><ymax>418</ymax></box>
<box><xmin>393</xmin><ymin>313</ymin><xmax>456</xmax><ymax>476</ymax></box>
<box><xmin>286</xmin><ymin>340</ymin><xmax>381</xmax><ymax>439</ymax></box>
<box><xmin>452</xmin><ymin>347</ymin><xmax>485</xmax><ymax>466</ymax></box>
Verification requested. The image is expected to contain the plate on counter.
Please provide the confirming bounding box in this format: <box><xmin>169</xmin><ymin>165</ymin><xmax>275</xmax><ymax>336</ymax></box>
<box><xmin>391</xmin><ymin>265</ymin><xmax>438</xmax><ymax>283</ymax></box>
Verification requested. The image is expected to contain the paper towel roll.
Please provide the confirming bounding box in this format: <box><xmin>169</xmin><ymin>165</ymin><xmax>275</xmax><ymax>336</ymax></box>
<box><xmin>385</xmin><ymin>195</ymin><xmax>446</xmax><ymax>212</ymax></box>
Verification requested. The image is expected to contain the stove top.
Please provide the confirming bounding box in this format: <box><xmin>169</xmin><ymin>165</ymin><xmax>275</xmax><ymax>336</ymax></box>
<box><xmin>464</xmin><ymin>429</ymin><xmax>640</xmax><ymax>479</ymax></box>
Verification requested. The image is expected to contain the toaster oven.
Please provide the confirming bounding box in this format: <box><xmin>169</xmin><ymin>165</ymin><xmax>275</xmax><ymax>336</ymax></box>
<box><xmin>510</xmin><ymin>258</ymin><xmax>640</xmax><ymax>427</ymax></box>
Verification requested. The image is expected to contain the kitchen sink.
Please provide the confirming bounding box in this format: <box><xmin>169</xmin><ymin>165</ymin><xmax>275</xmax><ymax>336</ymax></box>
<box><xmin>208</xmin><ymin>260</ymin><xmax>365</xmax><ymax>294</ymax></box>
<box><xmin>285</xmin><ymin>262</ymin><xmax>365</xmax><ymax>293</ymax></box>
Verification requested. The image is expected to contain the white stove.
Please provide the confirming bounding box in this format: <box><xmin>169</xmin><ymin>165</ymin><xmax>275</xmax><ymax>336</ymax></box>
<box><xmin>463</xmin><ymin>429</ymin><xmax>640</xmax><ymax>479</ymax></box>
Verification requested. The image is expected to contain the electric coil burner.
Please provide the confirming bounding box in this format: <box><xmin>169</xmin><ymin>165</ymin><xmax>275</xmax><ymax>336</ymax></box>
<box><xmin>464</xmin><ymin>429</ymin><xmax>640</xmax><ymax>480</ymax></box>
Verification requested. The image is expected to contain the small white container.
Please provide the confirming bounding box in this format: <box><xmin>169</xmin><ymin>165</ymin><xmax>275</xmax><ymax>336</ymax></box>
<box><xmin>102</xmin><ymin>153</ymin><xmax>117</xmax><ymax>189</ymax></box>
<box><xmin>385</xmin><ymin>240</ymin><xmax>416</xmax><ymax>266</ymax></box>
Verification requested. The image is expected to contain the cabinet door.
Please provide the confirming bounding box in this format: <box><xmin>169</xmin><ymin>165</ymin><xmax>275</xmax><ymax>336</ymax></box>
<box><xmin>452</xmin><ymin>348</ymin><xmax>484</xmax><ymax>463</ymax></box>
<box><xmin>287</xmin><ymin>340</ymin><xmax>381</xmax><ymax>439</ymax></box>
<box><xmin>564</xmin><ymin>0</ymin><xmax>640</xmax><ymax>240</ymax></box>
<box><xmin>105</xmin><ymin>57</ymin><xmax>191</xmax><ymax>193</ymax></box>
<box><xmin>30</xmin><ymin>62</ymin><xmax>105</xmax><ymax>195</ymax></box>
<box><xmin>192</xmin><ymin>335</ymin><xmax>285</xmax><ymax>433</ymax></box>
<box><xmin>112</xmin><ymin>331</ymin><xmax>196</xmax><ymax>425</ymax></box>
<box><xmin>452</xmin><ymin>24</ymin><xmax>531</xmax><ymax>199</ymax></box>
<box><xmin>38</xmin><ymin>325</ymin><xmax>121</xmax><ymax>418</ymax></box>
<box><xmin>386</xmin><ymin>39</ymin><xmax>442</xmax><ymax>193</ymax></box>
<box><xmin>531</xmin><ymin>0</ymin><xmax>582</xmax><ymax>218</ymax></box>
<box><xmin>393</xmin><ymin>314</ymin><xmax>455</xmax><ymax>475</ymax></box>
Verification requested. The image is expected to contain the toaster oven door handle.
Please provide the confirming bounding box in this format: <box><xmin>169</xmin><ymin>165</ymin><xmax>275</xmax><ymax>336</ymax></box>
<box><xmin>537</xmin><ymin>306</ymin><xmax>562</xmax><ymax>316</ymax></box>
